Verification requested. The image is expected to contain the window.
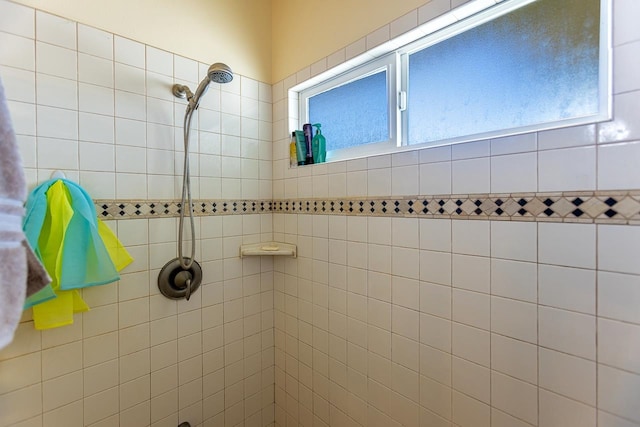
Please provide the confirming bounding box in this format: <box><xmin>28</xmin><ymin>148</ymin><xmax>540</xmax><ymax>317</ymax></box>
<box><xmin>309</xmin><ymin>70</ymin><xmax>388</xmax><ymax>151</ymax></box>
<box><xmin>297</xmin><ymin>0</ymin><xmax>610</xmax><ymax>161</ymax></box>
<box><xmin>403</xmin><ymin>0</ymin><xmax>604</xmax><ymax>145</ymax></box>
<box><xmin>300</xmin><ymin>55</ymin><xmax>398</xmax><ymax>160</ymax></box>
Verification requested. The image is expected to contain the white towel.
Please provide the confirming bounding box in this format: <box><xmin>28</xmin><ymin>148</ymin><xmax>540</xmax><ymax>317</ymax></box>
<box><xmin>0</xmin><ymin>77</ymin><xmax>50</xmax><ymax>350</ymax></box>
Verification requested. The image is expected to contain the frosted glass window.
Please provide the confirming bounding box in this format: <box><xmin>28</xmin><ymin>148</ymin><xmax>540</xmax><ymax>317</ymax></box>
<box><xmin>407</xmin><ymin>0</ymin><xmax>601</xmax><ymax>144</ymax></box>
<box><xmin>309</xmin><ymin>70</ymin><xmax>388</xmax><ymax>151</ymax></box>
<box><xmin>297</xmin><ymin>0</ymin><xmax>608</xmax><ymax>161</ymax></box>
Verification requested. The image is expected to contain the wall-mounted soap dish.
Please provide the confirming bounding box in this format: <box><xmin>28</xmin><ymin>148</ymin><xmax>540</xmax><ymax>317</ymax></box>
<box><xmin>239</xmin><ymin>242</ymin><xmax>297</xmax><ymax>258</ymax></box>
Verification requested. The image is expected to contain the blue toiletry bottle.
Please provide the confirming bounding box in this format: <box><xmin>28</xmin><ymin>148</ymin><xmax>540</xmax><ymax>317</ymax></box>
<box><xmin>303</xmin><ymin>123</ymin><xmax>314</xmax><ymax>164</ymax></box>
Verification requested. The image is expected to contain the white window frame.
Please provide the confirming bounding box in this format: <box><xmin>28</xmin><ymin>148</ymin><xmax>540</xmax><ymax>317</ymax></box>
<box><xmin>294</xmin><ymin>0</ymin><xmax>611</xmax><ymax>161</ymax></box>
<box><xmin>298</xmin><ymin>54</ymin><xmax>400</xmax><ymax>162</ymax></box>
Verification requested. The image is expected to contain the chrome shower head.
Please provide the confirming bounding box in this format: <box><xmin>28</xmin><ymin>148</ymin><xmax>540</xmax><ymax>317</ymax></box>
<box><xmin>172</xmin><ymin>62</ymin><xmax>233</xmax><ymax>111</ymax></box>
<box><xmin>208</xmin><ymin>62</ymin><xmax>233</xmax><ymax>84</ymax></box>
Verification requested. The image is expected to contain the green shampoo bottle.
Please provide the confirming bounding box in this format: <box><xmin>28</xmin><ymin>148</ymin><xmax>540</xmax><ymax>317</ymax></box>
<box><xmin>294</xmin><ymin>130</ymin><xmax>307</xmax><ymax>166</ymax></box>
<box><xmin>311</xmin><ymin>123</ymin><xmax>326</xmax><ymax>163</ymax></box>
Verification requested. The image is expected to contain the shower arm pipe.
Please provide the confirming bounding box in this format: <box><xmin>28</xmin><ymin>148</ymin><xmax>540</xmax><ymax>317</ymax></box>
<box><xmin>172</xmin><ymin>84</ymin><xmax>194</xmax><ymax>102</ymax></box>
<box><xmin>173</xmin><ymin>79</ymin><xmax>210</xmax><ymax>112</ymax></box>
<box><xmin>172</xmin><ymin>84</ymin><xmax>198</xmax><ymax>114</ymax></box>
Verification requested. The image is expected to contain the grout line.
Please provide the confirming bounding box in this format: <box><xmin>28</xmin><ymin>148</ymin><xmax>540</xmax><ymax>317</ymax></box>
<box><xmin>595</xmin><ymin>222</ymin><xmax>600</xmax><ymax>427</ymax></box>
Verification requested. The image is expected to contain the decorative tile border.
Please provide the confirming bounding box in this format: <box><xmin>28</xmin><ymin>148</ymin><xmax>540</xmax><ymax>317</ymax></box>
<box><xmin>271</xmin><ymin>191</ymin><xmax>640</xmax><ymax>225</ymax></box>
<box><xmin>95</xmin><ymin>199</ymin><xmax>273</xmax><ymax>219</ymax></box>
<box><xmin>95</xmin><ymin>190</ymin><xmax>640</xmax><ymax>225</ymax></box>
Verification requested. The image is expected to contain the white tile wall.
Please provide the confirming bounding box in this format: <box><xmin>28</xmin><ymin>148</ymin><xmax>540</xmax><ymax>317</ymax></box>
<box><xmin>490</xmin><ymin>151</ymin><xmax>537</xmax><ymax>193</ymax></box>
<box><xmin>539</xmin><ymin>264</ymin><xmax>595</xmax><ymax>314</ymax></box>
<box><xmin>271</xmin><ymin>0</ymin><xmax>640</xmax><ymax>425</ymax></box>
<box><xmin>275</xmin><ymin>210</ymin><xmax>640</xmax><ymax>426</ymax></box>
<box><xmin>3</xmin><ymin>0</ymin><xmax>640</xmax><ymax>426</ymax></box>
<box><xmin>0</xmin><ymin>2</ymin><xmax>275</xmax><ymax>427</ymax></box>
<box><xmin>598</xmin><ymin>141</ymin><xmax>640</xmax><ymax>189</ymax></box>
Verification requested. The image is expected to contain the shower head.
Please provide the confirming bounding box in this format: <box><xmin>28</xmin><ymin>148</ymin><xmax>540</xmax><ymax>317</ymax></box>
<box><xmin>208</xmin><ymin>62</ymin><xmax>233</xmax><ymax>84</ymax></box>
<box><xmin>173</xmin><ymin>62</ymin><xmax>234</xmax><ymax>111</ymax></box>
<box><xmin>190</xmin><ymin>62</ymin><xmax>233</xmax><ymax>109</ymax></box>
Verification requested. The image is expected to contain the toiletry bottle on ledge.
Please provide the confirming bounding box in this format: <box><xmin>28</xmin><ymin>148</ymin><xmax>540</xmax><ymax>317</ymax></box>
<box><xmin>289</xmin><ymin>132</ymin><xmax>297</xmax><ymax>168</ymax></box>
<box><xmin>303</xmin><ymin>123</ymin><xmax>314</xmax><ymax>164</ymax></box>
<box><xmin>294</xmin><ymin>130</ymin><xmax>307</xmax><ymax>166</ymax></box>
<box><xmin>312</xmin><ymin>123</ymin><xmax>326</xmax><ymax>163</ymax></box>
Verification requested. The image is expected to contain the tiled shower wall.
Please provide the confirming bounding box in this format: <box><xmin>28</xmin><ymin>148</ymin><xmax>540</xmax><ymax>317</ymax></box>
<box><xmin>0</xmin><ymin>1</ymin><xmax>275</xmax><ymax>426</ymax></box>
<box><xmin>270</xmin><ymin>0</ymin><xmax>640</xmax><ymax>426</ymax></box>
<box><xmin>2</xmin><ymin>1</ymin><xmax>640</xmax><ymax>427</ymax></box>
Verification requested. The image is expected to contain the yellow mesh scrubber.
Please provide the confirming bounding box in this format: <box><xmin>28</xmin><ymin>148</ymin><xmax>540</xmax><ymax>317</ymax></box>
<box><xmin>25</xmin><ymin>179</ymin><xmax>133</xmax><ymax>330</ymax></box>
<box><xmin>97</xmin><ymin>219</ymin><xmax>133</xmax><ymax>272</ymax></box>
<box><xmin>32</xmin><ymin>181</ymin><xmax>89</xmax><ymax>329</ymax></box>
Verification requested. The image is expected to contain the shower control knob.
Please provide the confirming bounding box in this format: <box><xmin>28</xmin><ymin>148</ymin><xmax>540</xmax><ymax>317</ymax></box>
<box><xmin>174</xmin><ymin>270</ymin><xmax>192</xmax><ymax>289</ymax></box>
<box><xmin>157</xmin><ymin>258</ymin><xmax>202</xmax><ymax>300</ymax></box>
